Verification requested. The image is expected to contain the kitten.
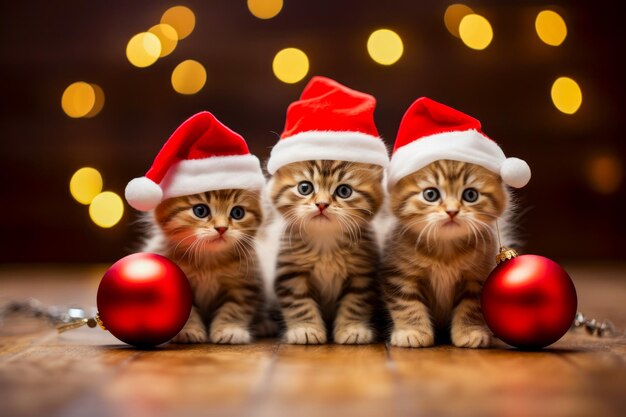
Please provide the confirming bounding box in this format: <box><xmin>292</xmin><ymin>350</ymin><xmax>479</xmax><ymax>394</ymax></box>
<box><xmin>142</xmin><ymin>189</ymin><xmax>268</xmax><ymax>344</ymax></box>
<box><xmin>268</xmin><ymin>160</ymin><xmax>385</xmax><ymax>344</ymax></box>
<box><xmin>382</xmin><ymin>160</ymin><xmax>510</xmax><ymax>348</ymax></box>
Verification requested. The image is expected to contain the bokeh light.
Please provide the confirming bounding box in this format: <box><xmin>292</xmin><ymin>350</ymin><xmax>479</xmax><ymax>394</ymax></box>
<box><xmin>535</xmin><ymin>10</ymin><xmax>567</xmax><ymax>46</ymax></box>
<box><xmin>459</xmin><ymin>14</ymin><xmax>493</xmax><ymax>50</ymax></box>
<box><xmin>84</xmin><ymin>84</ymin><xmax>105</xmax><ymax>118</ymax></box>
<box><xmin>149</xmin><ymin>24</ymin><xmax>178</xmax><ymax>57</ymax></box>
<box><xmin>367</xmin><ymin>29</ymin><xmax>404</xmax><ymax>66</ymax></box>
<box><xmin>126</xmin><ymin>32</ymin><xmax>161</xmax><ymax>68</ymax></box>
<box><xmin>171</xmin><ymin>60</ymin><xmax>207</xmax><ymax>94</ymax></box>
<box><xmin>61</xmin><ymin>82</ymin><xmax>95</xmax><ymax>118</ymax></box>
<box><xmin>89</xmin><ymin>191</ymin><xmax>124</xmax><ymax>228</ymax></box>
<box><xmin>70</xmin><ymin>167</ymin><xmax>103</xmax><ymax>205</ymax></box>
<box><xmin>161</xmin><ymin>6</ymin><xmax>195</xmax><ymax>40</ymax></box>
<box><xmin>586</xmin><ymin>154</ymin><xmax>623</xmax><ymax>194</ymax></box>
<box><xmin>247</xmin><ymin>0</ymin><xmax>283</xmax><ymax>19</ymax></box>
<box><xmin>444</xmin><ymin>4</ymin><xmax>474</xmax><ymax>38</ymax></box>
<box><xmin>272</xmin><ymin>48</ymin><xmax>309</xmax><ymax>84</ymax></box>
<box><xmin>551</xmin><ymin>77</ymin><xmax>582</xmax><ymax>114</ymax></box>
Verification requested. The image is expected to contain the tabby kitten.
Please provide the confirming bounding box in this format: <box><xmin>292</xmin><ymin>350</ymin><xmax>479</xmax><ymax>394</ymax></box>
<box><xmin>382</xmin><ymin>160</ymin><xmax>510</xmax><ymax>348</ymax></box>
<box><xmin>269</xmin><ymin>160</ymin><xmax>385</xmax><ymax>344</ymax></box>
<box><xmin>143</xmin><ymin>189</ymin><xmax>267</xmax><ymax>344</ymax></box>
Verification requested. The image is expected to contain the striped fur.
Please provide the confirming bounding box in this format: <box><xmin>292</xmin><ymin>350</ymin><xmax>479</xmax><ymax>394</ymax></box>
<box><xmin>268</xmin><ymin>160</ymin><xmax>385</xmax><ymax>344</ymax></box>
<box><xmin>382</xmin><ymin>160</ymin><xmax>510</xmax><ymax>348</ymax></box>
<box><xmin>143</xmin><ymin>189</ymin><xmax>272</xmax><ymax>344</ymax></box>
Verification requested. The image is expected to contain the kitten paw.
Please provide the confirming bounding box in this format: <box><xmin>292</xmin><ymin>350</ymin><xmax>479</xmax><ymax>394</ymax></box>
<box><xmin>451</xmin><ymin>326</ymin><xmax>491</xmax><ymax>348</ymax></box>
<box><xmin>210</xmin><ymin>326</ymin><xmax>252</xmax><ymax>344</ymax></box>
<box><xmin>284</xmin><ymin>326</ymin><xmax>327</xmax><ymax>344</ymax></box>
<box><xmin>390</xmin><ymin>328</ymin><xmax>434</xmax><ymax>348</ymax></box>
<box><xmin>171</xmin><ymin>326</ymin><xmax>208</xmax><ymax>344</ymax></box>
<box><xmin>334</xmin><ymin>325</ymin><xmax>374</xmax><ymax>344</ymax></box>
<box><xmin>451</xmin><ymin>327</ymin><xmax>491</xmax><ymax>348</ymax></box>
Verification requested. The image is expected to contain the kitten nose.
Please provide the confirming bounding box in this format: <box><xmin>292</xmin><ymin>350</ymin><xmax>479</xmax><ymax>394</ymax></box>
<box><xmin>316</xmin><ymin>202</ymin><xmax>329</xmax><ymax>212</ymax></box>
<box><xmin>446</xmin><ymin>210</ymin><xmax>459</xmax><ymax>219</ymax></box>
<box><xmin>215</xmin><ymin>226</ymin><xmax>228</xmax><ymax>235</ymax></box>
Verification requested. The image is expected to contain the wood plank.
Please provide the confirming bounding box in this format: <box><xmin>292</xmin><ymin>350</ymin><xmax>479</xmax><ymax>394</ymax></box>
<box><xmin>0</xmin><ymin>338</ymin><xmax>140</xmax><ymax>417</ymax></box>
<box><xmin>253</xmin><ymin>343</ymin><xmax>398</xmax><ymax>417</ymax></box>
<box><xmin>81</xmin><ymin>342</ymin><xmax>278</xmax><ymax>417</ymax></box>
<box><xmin>388</xmin><ymin>332</ymin><xmax>626</xmax><ymax>417</ymax></box>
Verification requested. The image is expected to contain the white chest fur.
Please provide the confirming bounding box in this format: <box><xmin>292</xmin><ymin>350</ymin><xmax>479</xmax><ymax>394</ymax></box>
<box><xmin>428</xmin><ymin>263</ymin><xmax>461</xmax><ymax>319</ymax></box>
<box><xmin>310</xmin><ymin>247</ymin><xmax>349</xmax><ymax>308</ymax></box>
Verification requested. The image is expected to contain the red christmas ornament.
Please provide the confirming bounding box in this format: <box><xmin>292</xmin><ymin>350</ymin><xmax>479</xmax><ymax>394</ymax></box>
<box><xmin>96</xmin><ymin>253</ymin><xmax>192</xmax><ymax>347</ymax></box>
<box><xmin>481</xmin><ymin>249</ymin><xmax>577</xmax><ymax>349</ymax></box>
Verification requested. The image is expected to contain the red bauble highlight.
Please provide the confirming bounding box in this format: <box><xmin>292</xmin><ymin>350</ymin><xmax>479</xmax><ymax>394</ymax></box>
<box><xmin>482</xmin><ymin>254</ymin><xmax>577</xmax><ymax>349</ymax></box>
<box><xmin>97</xmin><ymin>253</ymin><xmax>192</xmax><ymax>347</ymax></box>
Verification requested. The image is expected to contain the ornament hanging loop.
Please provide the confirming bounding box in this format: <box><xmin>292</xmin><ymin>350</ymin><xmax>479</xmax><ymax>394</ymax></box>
<box><xmin>494</xmin><ymin>220</ymin><xmax>518</xmax><ymax>265</ymax></box>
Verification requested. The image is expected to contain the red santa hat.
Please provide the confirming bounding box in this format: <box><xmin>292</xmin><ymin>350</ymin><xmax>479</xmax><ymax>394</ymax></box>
<box><xmin>266</xmin><ymin>76</ymin><xmax>389</xmax><ymax>174</ymax></box>
<box><xmin>388</xmin><ymin>97</ymin><xmax>531</xmax><ymax>189</ymax></box>
<box><xmin>125</xmin><ymin>111</ymin><xmax>265</xmax><ymax>211</ymax></box>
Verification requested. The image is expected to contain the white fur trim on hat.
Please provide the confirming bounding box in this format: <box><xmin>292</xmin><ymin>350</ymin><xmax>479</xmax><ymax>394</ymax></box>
<box><xmin>161</xmin><ymin>154</ymin><xmax>266</xmax><ymax>201</ymax></box>
<box><xmin>267</xmin><ymin>131</ymin><xmax>389</xmax><ymax>174</ymax></box>
<box><xmin>387</xmin><ymin>129</ymin><xmax>531</xmax><ymax>189</ymax></box>
<box><xmin>125</xmin><ymin>177</ymin><xmax>163</xmax><ymax>211</ymax></box>
<box><xmin>126</xmin><ymin>154</ymin><xmax>266</xmax><ymax>212</ymax></box>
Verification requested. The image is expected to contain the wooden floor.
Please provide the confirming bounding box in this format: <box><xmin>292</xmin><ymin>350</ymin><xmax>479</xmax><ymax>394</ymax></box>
<box><xmin>1</xmin><ymin>264</ymin><xmax>625</xmax><ymax>417</ymax></box>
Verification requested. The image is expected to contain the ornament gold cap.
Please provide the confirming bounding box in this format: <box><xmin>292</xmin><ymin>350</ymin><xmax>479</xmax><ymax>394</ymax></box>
<box><xmin>496</xmin><ymin>246</ymin><xmax>519</xmax><ymax>265</ymax></box>
<box><xmin>95</xmin><ymin>313</ymin><xmax>107</xmax><ymax>331</ymax></box>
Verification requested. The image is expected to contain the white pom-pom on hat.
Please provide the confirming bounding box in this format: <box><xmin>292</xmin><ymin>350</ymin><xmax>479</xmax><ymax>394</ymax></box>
<box><xmin>125</xmin><ymin>177</ymin><xmax>163</xmax><ymax>211</ymax></box>
<box><xmin>500</xmin><ymin>157</ymin><xmax>531</xmax><ymax>188</ymax></box>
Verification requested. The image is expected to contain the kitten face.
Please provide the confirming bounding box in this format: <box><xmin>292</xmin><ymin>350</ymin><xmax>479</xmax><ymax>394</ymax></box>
<box><xmin>390</xmin><ymin>160</ymin><xmax>507</xmax><ymax>242</ymax></box>
<box><xmin>154</xmin><ymin>189</ymin><xmax>262</xmax><ymax>256</ymax></box>
<box><xmin>269</xmin><ymin>160</ymin><xmax>384</xmax><ymax>236</ymax></box>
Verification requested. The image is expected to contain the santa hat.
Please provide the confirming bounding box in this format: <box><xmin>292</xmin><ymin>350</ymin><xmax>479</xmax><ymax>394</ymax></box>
<box><xmin>388</xmin><ymin>97</ymin><xmax>531</xmax><ymax>189</ymax></box>
<box><xmin>125</xmin><ymin>111</ymin><xmax>265</xmax><ymax>211</ymax></box>
<box><xmin>266</xmin><ymin>76</ymin><xmax>389</xmax><ymax>174</ymax></box>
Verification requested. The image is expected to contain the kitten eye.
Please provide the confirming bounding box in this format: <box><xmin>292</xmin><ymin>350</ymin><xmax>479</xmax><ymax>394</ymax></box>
<box><xmin>192</xmin><ymin>204</ymin><xmax>210</xmax><ymax>218</ymax></box>
<box><xmin>462</xmin><ymin>188</ymin><xmax>479</xmax><ymax>203</ymax></box>
<box><xmin>297</xmin><ymin>181</ymin><xmax>314</xmax><ymax>196</ymax></box>
<box><xmin>230</xmin><ymin>206</ymin><xmax>245</xmax><ymax>220</ymax></box>
<box><xmin>335</xmin><ymin>184</ymin><xmax>352</xmax><ymax>199</ymax></box>
<box><xmin>422</xmin><ymin>188</ymin><xmax>440</xmax><ymax>202</ymax></box>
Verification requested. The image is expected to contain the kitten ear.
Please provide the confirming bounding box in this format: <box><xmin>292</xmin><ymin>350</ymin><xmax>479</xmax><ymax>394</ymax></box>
<box><xmin>500</xmin><ymin>158</ymin><xmax>531</xmax><ymax>188</ymax></box>
<box><xmin>125</xmin><ymin>177</ymin><xmax>163</xmax><ymax>211</ymax></box>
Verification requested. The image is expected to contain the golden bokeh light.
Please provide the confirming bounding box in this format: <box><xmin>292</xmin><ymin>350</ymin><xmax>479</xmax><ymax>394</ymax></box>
<box><xmin>149</xmin><ymin>24</ymin><xmax>178</xmax><ymax>57</ymax></box>
<box><xmin>126</xmin><ymin>32</ymin><xmax>161</xmax><ymax>68</ymax></box>
<box><xmin>84</xmin><ymin>84</ymin><xmax>105</xmax><ymax>118</ymax></box>
<box><xmin>171</xmin><ymin>60</ymin><xmax>207</xmax><ymax>94</ymax></box>
<box><xmin>70</xmin><ymin>167</ymin><xmax>103</xmax><ymax>205</ymax></box>
<box><xmin>444</xmin><ymin>4</ymin><xmax>474</xmax><ymax>38</ymax></box>
<box><xmin>535</xmin><ymin>10</ymin><xmax>567</xmax><ymax>46</ymax></box>
<box><xmin>551</xmin><ymin>77</ymin><xmax>582</xmax><ymax>114</ymax></box>
<box><xmin>586</xmin><ymin>154</ymin><xmax>623</xmax><ymax>194</ymax></box>
<box><xmin>459</xmin><ymin>14</ymin><xmax>493</xmax><ymax>50</ymax></box>
<box><xmin>272</xmin><ymin>48</ymin><xmax>309</xmax><ymax>84</ymax></box>
<box><xmin>61</xmin><ymin>82</ymin><xmax>95</xmax><ymax>118</ymax></box>
<box><xmin>367</xmin><ymin>29</ymin><xmax>404</xmax><ymax>66</ymax></box>
<box><xmin>89</xmin><ymin>191</ymin><xmax>124</xmax><ymax>228</ymax></box>
<box><xmin>161</xmin><ymin>6</ymin><xmax>195</xmax><ymax>40</ymax></box>
<box><xmin>247</xmin><ymin>0</ymin><xmax>283</xmax><ymax>19</ymax></box>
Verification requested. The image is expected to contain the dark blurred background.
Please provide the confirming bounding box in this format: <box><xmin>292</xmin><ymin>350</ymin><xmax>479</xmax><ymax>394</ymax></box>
<box><xmin>1</xmin><ymin>0</ymin><xmax>624</xmax><ymax>263</ymax></box>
